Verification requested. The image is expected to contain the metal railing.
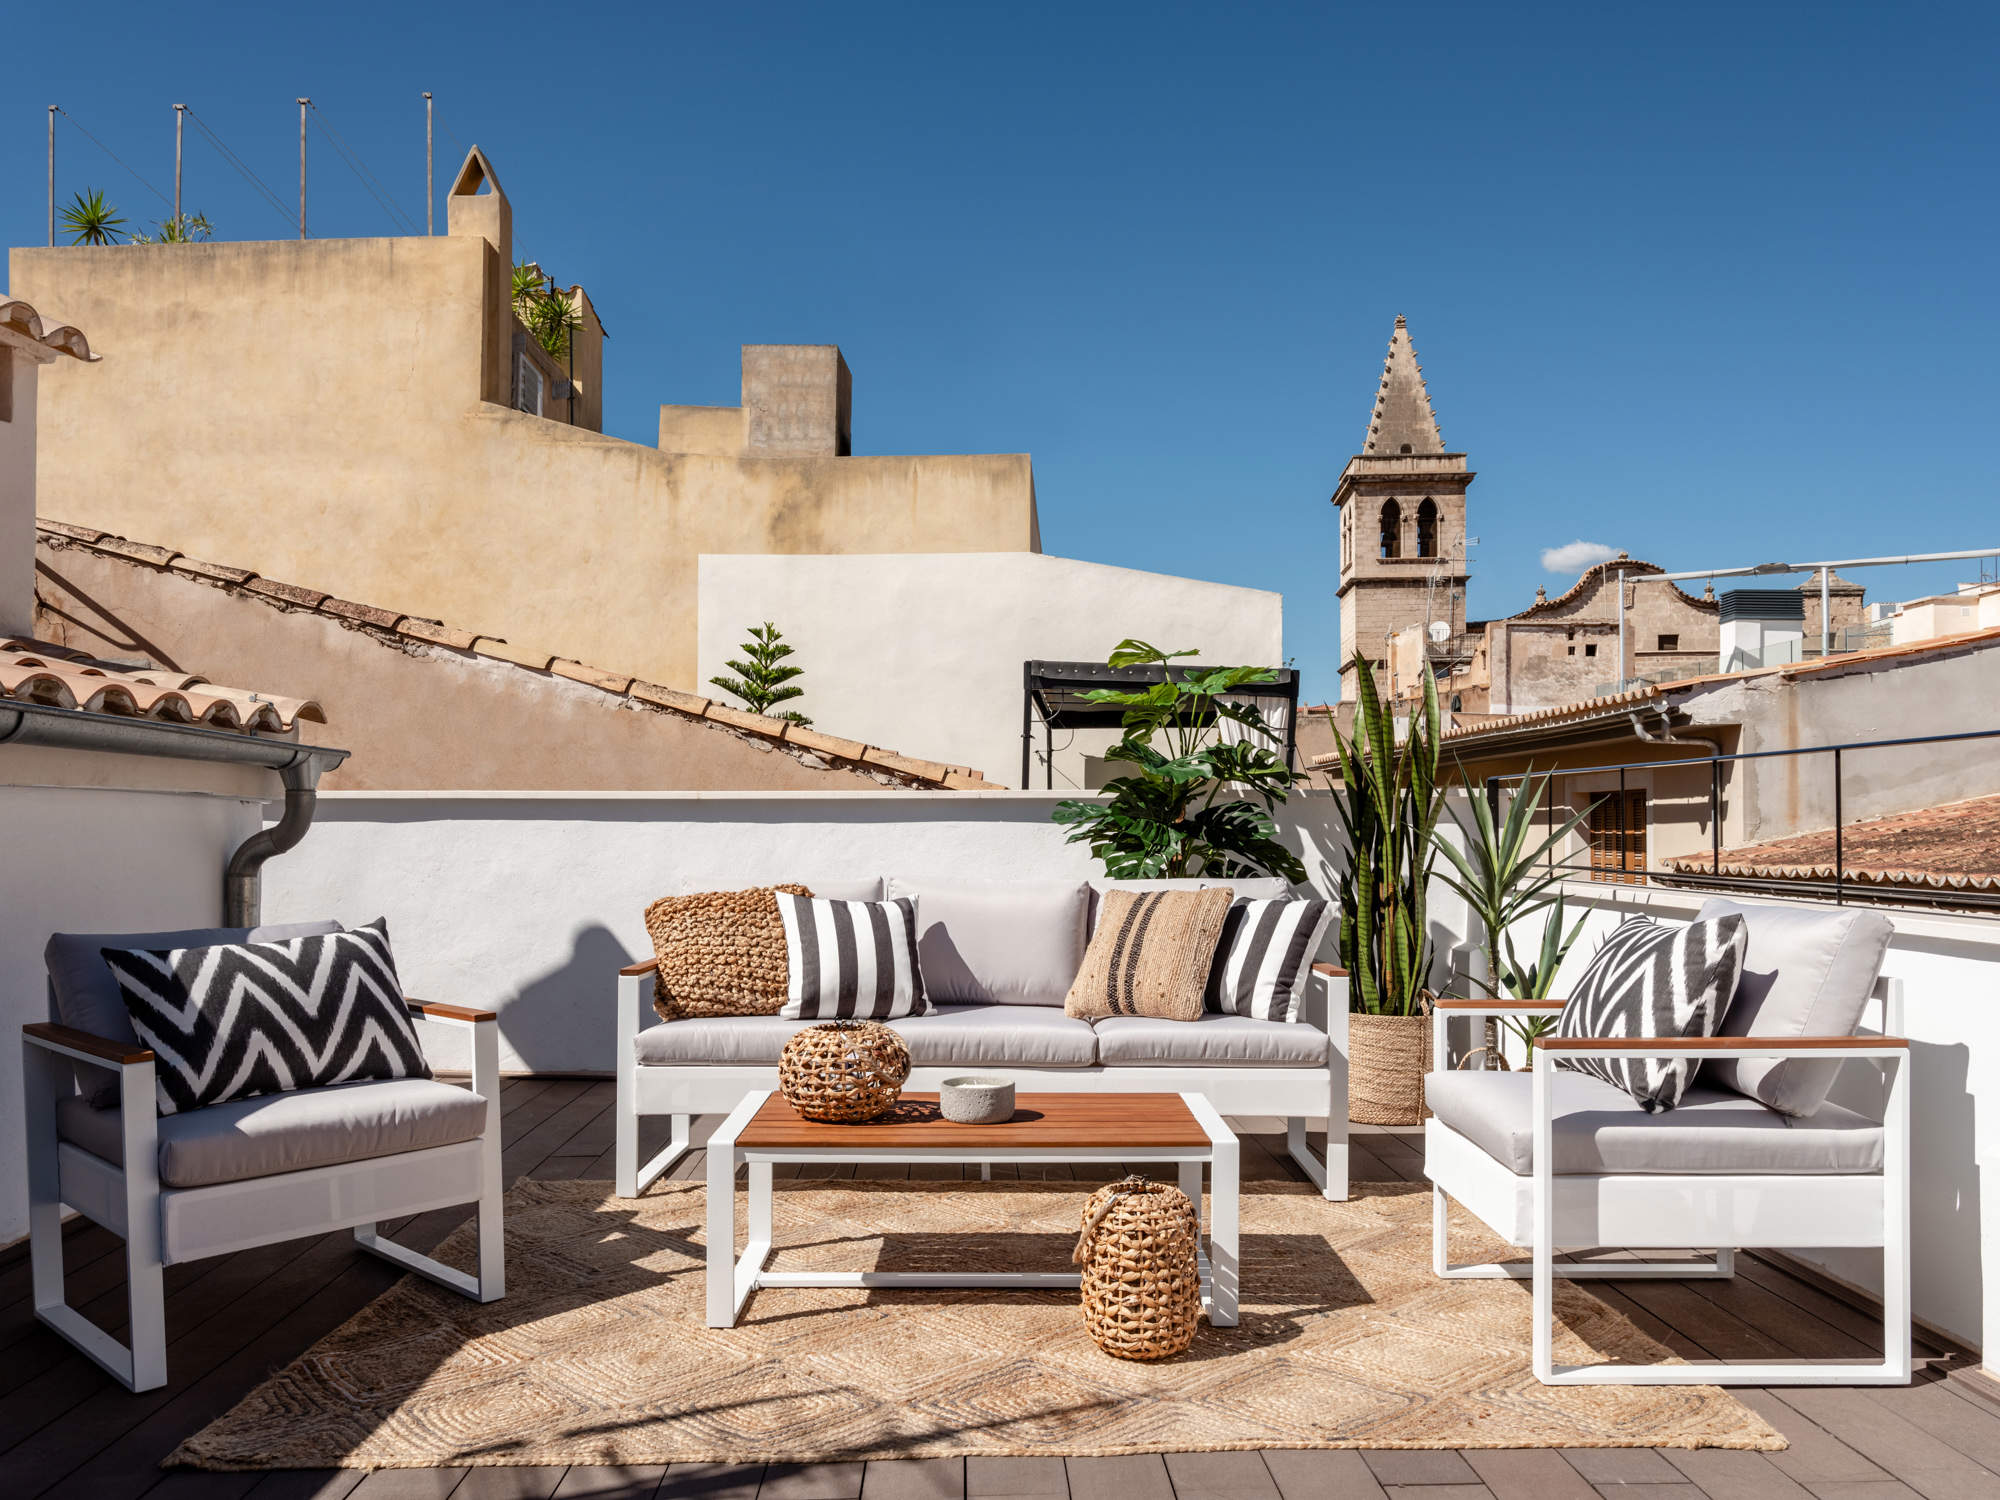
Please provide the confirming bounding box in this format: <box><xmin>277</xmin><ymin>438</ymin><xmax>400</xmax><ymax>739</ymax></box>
<box><xmin>1480</xmin><ymin>728</ymin><xmax>2000</xmax><ymax>914</ymax></box>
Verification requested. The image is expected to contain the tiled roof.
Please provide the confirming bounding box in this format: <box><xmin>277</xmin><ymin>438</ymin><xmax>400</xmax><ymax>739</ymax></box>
<box><xmin>2</xmin><ymin>638</ymin><xmax>323</xmax><ymax>734</ymax></box>
<box><xmin>0</xmin><ymin>296</ymin><xmax>98</xmax><ymax>361</ymax></box>
<box><xmin>1663</xmin><ymin>793</ymin><xmax>2000</xmax><ymax>894</ymax></box>
<box><xmin>35</xmin><ymin>521</ymin><xmax>994</xmax><ymax>790</ymax></box>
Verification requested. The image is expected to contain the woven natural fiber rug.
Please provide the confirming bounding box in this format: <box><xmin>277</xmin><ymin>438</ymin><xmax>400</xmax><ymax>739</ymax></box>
<box><xmin>172</xmin><ymin>1178</ymin><xmax>1782</xmax><ymax>1469</ymax></box>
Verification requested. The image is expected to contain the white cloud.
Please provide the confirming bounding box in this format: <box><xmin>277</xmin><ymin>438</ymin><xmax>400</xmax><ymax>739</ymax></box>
<box><xmin>1540</xmin><ymin>539</ymin><xmax>1621</xmax><ymax>575</ymax></box>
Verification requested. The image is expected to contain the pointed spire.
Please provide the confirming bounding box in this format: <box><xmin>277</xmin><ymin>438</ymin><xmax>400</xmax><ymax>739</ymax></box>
<box><xmin>1362</xmin><ymin>314</ymin><xmax>1446</xmax><ymax>456</ymax></box>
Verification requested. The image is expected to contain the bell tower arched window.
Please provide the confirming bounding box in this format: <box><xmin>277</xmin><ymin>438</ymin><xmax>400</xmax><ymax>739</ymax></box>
<box><xmin>1379</xmin><ymin>499</ymin><xmax>1402</xmax><ymax>559</ymax></box>
<box><xmin>1416</xmin><ymin>498</ymin><xmax>1438</xmax><ymax>558</ymax></box>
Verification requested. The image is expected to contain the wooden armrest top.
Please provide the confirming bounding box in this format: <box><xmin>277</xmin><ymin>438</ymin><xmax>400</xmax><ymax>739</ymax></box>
<box><xmin>618</xmin><ymin>958</ymin><xmax>660</xmax><ymax>977</ymax></box>
<box><xmin>1433</xmin><ymin>998</ymin><xmax>1566</xmax><ymax>1011</ymax></box>
<box><xmin>405</xmin><ymin>1000</ymin><xmax>498</xmax><ymax>1024</ymax></box>
<box><xmin>1536</xmin><ymin>1034</ymin><xmax>1907</xmax><ymax>1053</ymax></box>
<box><xmin>23</xmin><ymin>1021</ymin><xmax>154</xmax><ymax>1065</ymax></box>
<box><xmin>1312</xmin><ymin>963</ymin><xmax>1349</xmax><ymax>978</ymax></box>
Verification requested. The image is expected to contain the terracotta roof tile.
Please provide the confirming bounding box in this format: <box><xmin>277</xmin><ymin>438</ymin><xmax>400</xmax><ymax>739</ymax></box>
<box><xmin>1664</xmin><ymin>793</ymin><xmax>2000</xmax><ymax>893</ymax></box>
<box><xmin>0</xmin><ymin>297</ymin><xmax>100</xmax><ymax>362</ymax></box>
<box><xmin>34</xmin><ymin>520</ymin><xmax>998</xmax><ymax>789</ymax></box>
<box><xmin>0</xmin><ymin>638</ymin><xmax>322</xmax><ymax>734</ymax></box>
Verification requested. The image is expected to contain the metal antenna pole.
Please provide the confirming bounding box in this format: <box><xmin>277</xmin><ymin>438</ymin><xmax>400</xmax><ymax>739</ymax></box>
<box><xmin>1821</xmin><ymin>566</ymin><xmax>1832</xmax><ymax>655</ymax></box>
<box><xmin>1615</xmin><ymin>568</ymin><xmax>1626</xmax><ymax>683</ymax></box>
<box><xmin>48</xmin><ymin>106</ymin><xmax>56</xmax><ymax>246</ymax></box>
<box><xmin>424</xmin><ymin>92</ymin><xmax>433</xmax><ymax>235</ymax></box>
<box><xmin>297</xmin><ymin>98</ymin><xmax>310</xmax><ymax>239</ymax></box>
<box><xmin>173</xmin><ymin>104</ymin><xmax>185</xmax><ymax>220</ymax></box>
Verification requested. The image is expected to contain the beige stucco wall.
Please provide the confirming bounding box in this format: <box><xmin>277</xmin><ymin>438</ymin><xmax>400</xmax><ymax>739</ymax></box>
<box><xmin>697</xmin><ymin>552</ymin><xmax>1285</xmax><ymax>790</ymax></box>
<box><xmin>9</xmin><ymin>240</ymin><xmax>1040</xmax><ymax>695</ymax></box>
<box><xmin>34</xmin><ymin>540</ymin><xmax>897</xmax><ymax>792</ymax></box>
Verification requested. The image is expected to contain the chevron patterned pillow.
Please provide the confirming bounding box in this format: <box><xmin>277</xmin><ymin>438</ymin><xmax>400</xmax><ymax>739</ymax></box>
<box><xmin>1553</xmin><ymin>914</ymin><xmax>1748</xmax><ymax>1112</ymax></box>
<box><xmin>102</xmin><ymin>919</ymin><xmax>431</xmax><ymax>1115</ymax></box>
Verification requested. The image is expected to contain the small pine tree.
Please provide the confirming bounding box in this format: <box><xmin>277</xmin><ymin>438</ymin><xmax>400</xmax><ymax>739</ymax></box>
<box><xmin>709</xmin><ymin>622</ymin><xmax>812</xmax><ymax>726</ymax></box>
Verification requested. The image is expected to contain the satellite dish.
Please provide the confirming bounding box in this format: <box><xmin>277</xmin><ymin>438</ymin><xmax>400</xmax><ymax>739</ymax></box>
<box><xmin>1428</xmin><ymin>621</ymin><xmax>1450</xmax><ymax>643</ymax></box>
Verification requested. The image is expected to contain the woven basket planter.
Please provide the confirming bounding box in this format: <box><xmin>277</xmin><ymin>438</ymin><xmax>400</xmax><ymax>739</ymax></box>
<box><xmin>1072</xmin><ymin>1175</ymin><xmax>1201</xmax><ymax>1361</ymax></box>
<box><xmin>778</xmin><ymin>1020</ymin><xmax>911</xmax><ymax>1123</ymax></box>
<box><xmin>1349</xmin><ymin>1010</ymin><xmax>1434</xmax><ymax>1126</ymax></box>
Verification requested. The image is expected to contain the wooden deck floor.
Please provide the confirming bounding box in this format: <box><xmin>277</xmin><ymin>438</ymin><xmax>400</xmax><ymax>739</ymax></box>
<box><xmin>4</xmin><ymin>1078</ymin><xmax>1997</xmax><ymax>1500</ymax></box>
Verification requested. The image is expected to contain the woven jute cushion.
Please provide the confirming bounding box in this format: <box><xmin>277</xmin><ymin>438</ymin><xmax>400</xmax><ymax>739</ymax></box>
<box><xmin>1064</xmin><ymin>887</ymin><xmax>1233</xmax><ymax>1022</ymax></box>
<box><xmin>645</xmin><ymin>885</ymin><xmax>813</xmax><ymax>1022</ymax></box>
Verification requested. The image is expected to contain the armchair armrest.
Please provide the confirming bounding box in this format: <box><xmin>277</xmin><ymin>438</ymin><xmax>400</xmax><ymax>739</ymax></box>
<box><xmin>405</xmin><ymin>999</ymin><xmax>497</xmax><ymax>1026</ymax></box>
<box><xmin>23</xmin><ymin>1021</ymin><xmax>154</xmax><ymax>1067</ymax></box>
<box><xmin>1433</xmin><ymin>998</ymin><xmax>1566</xmax><ymax>1012</ymax></box>
<box><xmin>618</xmin><ymin>958</ymin><xmax>659</xmax><ymax>977</ymax></box>
<box><xmin>1311</xmin><ymin>962</ymin><xmax>1348</xmax><ymax>979</ymax></box>
<box><xmin>1534</xmin><ymin>1035</ymin><xmax>1908</xmax><ymax>1057</ymax></box>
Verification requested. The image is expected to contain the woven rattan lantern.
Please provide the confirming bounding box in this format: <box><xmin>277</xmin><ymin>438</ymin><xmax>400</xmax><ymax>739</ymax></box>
<box><xmin>1072</xmin><ymin>1174</ymin><xmax>1201</xmax><ymax>1360</ymax></box>
<box><xmin>778</xmin><ymin>1020</ymin><xmax>911</xmax><ymax>1123</ymax></box>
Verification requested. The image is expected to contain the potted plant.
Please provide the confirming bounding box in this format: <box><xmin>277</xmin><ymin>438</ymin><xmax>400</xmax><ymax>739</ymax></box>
<box><xmin>1050</xmin><ymin>640</ymin><xmax>1304</xmax><ymax>881</ymax></box>
<box><xmin>1327</xmin><ymin>660</ymin><xmax>1443</xmax><ymax>1124</ymax></box>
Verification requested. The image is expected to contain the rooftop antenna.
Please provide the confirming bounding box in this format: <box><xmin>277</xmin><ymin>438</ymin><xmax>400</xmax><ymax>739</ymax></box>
<box><xmin>297</xmin><ymin>98</ymin><xmax>310</xmax><ymax>239</ymax></box>
<box><xmin>423</xmin><ymin>92</ymin><xmax>434</xmax><ymax>235</ymax></box>
<box><xmin>47</xmin><ymin>105</ymin><xmax>56</xmax><ymax>246</ymax></box>
<box><xmin>173</xmin><ymin>104</ymin><xmax>185</xmax><ymax>220</ymax></box>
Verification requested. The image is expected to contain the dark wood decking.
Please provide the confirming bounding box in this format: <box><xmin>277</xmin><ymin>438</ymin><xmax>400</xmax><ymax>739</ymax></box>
<box><xmin>3</xmin><ymin>1078</ymin><xmax>1997</xmax><ymax>1500</ymax></box>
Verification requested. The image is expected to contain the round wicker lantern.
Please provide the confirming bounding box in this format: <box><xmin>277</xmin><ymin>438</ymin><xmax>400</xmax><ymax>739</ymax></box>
<box><xmin>1349</xmin><ymin>1010</ymin><xmax>1434</xmax><ymax>1126</ymax></box>
<box><xmin>1071</xmin><ymin>1175</ymin><xmax>1201</xmax><ymax>1361</ymax></box>
<box><xmin>778</xmin><ymin>1020</ymin><xmax>911</xmax><ymax>1123</ymax></box>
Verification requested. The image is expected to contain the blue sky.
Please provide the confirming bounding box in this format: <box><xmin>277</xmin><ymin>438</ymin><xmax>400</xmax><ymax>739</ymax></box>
<box><xmin>7</xmin><ymin>2</ymin><xmax>1996</xmax><ymax>703</ymax></box>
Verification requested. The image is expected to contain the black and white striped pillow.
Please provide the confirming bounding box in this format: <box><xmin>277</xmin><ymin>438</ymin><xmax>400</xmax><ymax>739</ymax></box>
<box><xmin>1554</xmin><ymin>914</ymin><xmax>1747</xmax><ymax>1112</ymax></box>
<box><xmin>1204</xmin><ymin>898</ymin><xmax>1334</xmax><ymax>1022</ymax></box>
<box><xmin>774</xmin><ymin>894</ymin><xmax>929</xmax><ymax>1019</ymax></box>
<box><xmin>101</xmin><ymin>920</ymin><xmax>430</xmax><ymax>1115</ymax></box>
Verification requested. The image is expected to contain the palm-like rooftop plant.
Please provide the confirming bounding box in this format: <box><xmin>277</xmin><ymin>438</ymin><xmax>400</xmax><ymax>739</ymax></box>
<box><xmin>61</xmin><ymin>188</ymin><xmax>127</xmax><ymax>245</ymax></box>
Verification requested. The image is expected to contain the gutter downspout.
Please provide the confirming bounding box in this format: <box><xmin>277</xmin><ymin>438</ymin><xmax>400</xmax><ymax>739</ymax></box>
<box><xmin>0</xmin><ymin>702</ymin><xmax>349</xmax><ymax>927</ymax></box>
<box><xmin>1628</xmin><ymin>703</ymin><xmax>1723</xmax><ymax>757</ymax></box>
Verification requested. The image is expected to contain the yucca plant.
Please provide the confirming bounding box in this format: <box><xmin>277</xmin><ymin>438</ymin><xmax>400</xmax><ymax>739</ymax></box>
<box><xmin>1327</xmin><ymin>659</ymin><xmax>1443</xmax><ymax>1016</ymax></box>
<box><xmin>61</xmin><ymin>188</ymin><xmax>126</xmax><ymax>245</ymax></box>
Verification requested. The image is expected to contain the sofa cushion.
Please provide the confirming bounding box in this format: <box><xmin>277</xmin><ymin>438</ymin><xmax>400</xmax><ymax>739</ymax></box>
<box><xmin>891</xmin><ymin>1005</ymin><xmax>1097</xmax><ymax>1068</ymax></box>
<box><xmin>633</xmin><ymin>1006</ymin><xmax>1098</xmax><ymax>1069</ymax></box>
<box><xmin>1699</xmin><ymin>898</ymin><xmax>1893</xmax><ymax>1117</ymax></box>
<box><xmin>56</xmin><ymin>1077</ymin><xmax>489</xmax><ymax>1189</ymax></box>
<box><xmin>1091</xmin><ymin>1013</ymin><xmax>1329</xmax><ymax>1067</ymax></box>
<box><xmin>1088</xmin><ymin>877</ymin><xmax>1291</xmax><ymax>935</ymax></box>
<box><xmin>46</xmin><ymin>921</ymin><xmax>345</xmax><ymax>1106</ymax></box>
<box><xmin>1425</xmin><ymin>1068</ymin><xmax>1884</xmax><ymax>1176</ymax></box>
<box><xmin>794</xmin><ymin>879</ymin><xmax>884</xmax><ymax>903</ymax></box>
<box><xmin>887</xmin><ymin>878</ymin><xmax>1088</xmax><ymax>1006</ymax></box>
<box><xmin>1065</xmin><ymin>889</ymin><xmax>1234</xmax><ymax>1022</ymax></box>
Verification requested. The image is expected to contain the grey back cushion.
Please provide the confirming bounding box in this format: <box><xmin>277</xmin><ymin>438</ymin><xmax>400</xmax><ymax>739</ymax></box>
<box><xmin>797</xmin><ymin>878</ymin><xmax>883</xmax><ymax>903</ymax></box>
<box><xmin>46</xmin><ymin>921</ymin><xmax>344</xmax><ymax>1106</ymax></box>
<box><xmin>1699</xmin><ymin>898</ymin><xmax>1894</xmax><ymax>1117</ymax></box>
<box><xmin>886</xmin><ymin>878</ymin><xmax>1088</xmax><ymax>1006</ymax></box>
<box><xmin>1088</xmin><ymin>876</ymin><xmax>1293</xmax><ymax>935</ymax></box>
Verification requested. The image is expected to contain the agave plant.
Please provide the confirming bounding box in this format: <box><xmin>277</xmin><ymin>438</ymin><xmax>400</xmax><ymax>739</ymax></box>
<box><xmin>1327</xmin><ymin>658</ymin><xmax>1443</xmax><ymax>1016</ymax></box>
<box><xmin>133</xmin><ymin>211</ymin><xmax>212</xmax><ymax>245</ymax></box>
<box><xmin>60</xmin><ymin>188</ymin><xmax>127</xmax><ymax>246</ymax></box>
<box><xmin>511</xmin><ymin>262</ymin><xmax>582</xmax><ymax>359</ymax></box>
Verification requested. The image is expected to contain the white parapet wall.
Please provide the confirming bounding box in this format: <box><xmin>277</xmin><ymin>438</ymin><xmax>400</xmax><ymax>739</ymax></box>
<box><xmin>1482</xmin><ymin>879</ymin><xmax>2000</xmax><ymax>1364</ymax></box>
<box><xmin>696</xmin><ymin>553</ymin><xmax>1286</xmax><ymax>790</ymax></box>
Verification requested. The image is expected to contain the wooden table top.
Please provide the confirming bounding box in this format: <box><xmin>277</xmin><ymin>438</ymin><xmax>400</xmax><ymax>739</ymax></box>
<box><xmin>737</xmin><ymin>1092</ymin><xmax>1215</xmax><ymax>1150</ymax></box>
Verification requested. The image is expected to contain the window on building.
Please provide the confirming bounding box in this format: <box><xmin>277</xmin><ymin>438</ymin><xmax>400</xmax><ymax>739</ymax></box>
<box><xmin>1657</xmin><ymin>634</ymin><xmax>1679</xmax><ymax>651</ymax></box>
<box><xmin>1415</xmin><ymin>498</ymin><xmax>1438</xmax><ymax>558</ymax></box>
<box><xmin>1586</xmin><ymin>790</ymin><xmax>1648</xmax><ymax>884</ymax></box>
<box><xmin>1399</xmin><ymin>443</ymin><xmax>1412</xmax><ymax>454</ymax></box>
<box><xmin>1584</xmin><ymin>642</ymin><xmax>1597</xmax><ymax>658</ymax></box>
<box><xmin>1566</xmin><ymin>645</ymin><xmax>1576</xmax><ymax>656</ymax></box>
<box><xmin>1379</xmin><ymin>499</ymin><xmax>1402</xmax><ymax>559</ymax></box>
<box><xmin>0</xmin><ymin>353</ymin><xmax>12</xmax><ymax>423</ymax></box>
<box><xmin>514</xmin><ymin>355</ymin><xmax>543</xmax><ymax>417</ymax></box>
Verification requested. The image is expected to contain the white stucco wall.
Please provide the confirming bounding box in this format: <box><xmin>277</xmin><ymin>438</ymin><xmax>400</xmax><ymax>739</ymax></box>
<box><xmin>1485</xmin><ymin>880</ymin><xmax>2000</xmax><ymax>1362</ymax></box>
<box><xmin>0</xmin><ymin>748</ymin><xmax>269</xmax><ymax>1245</ymax></box>
<box><xmin>262</xmin><ymin>788</ymin><xmax>1347</xmax><ymax>1079</ymax></box>
<box><xmin>696</xmin><ymin>553</ymin><xmax>1286</xmax><ymax>789</ymax></box>
<box><xmin>0</xmin><ymin>351</ymin><xmax>38</xmax><ymax>637</ymax></box>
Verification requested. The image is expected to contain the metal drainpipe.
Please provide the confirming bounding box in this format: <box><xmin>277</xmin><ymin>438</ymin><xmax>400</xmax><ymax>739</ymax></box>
<box><xmin>223</xmin><ymin>754</ymin><xmax>326</xmax><ymax>926</ymax></box>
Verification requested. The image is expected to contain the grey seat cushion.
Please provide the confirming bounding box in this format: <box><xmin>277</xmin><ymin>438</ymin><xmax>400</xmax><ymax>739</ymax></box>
<box><xmin>1425</xmin><ymin>1069</ymin><xmax>1884</xmax><ymax>1176</ymax></box>
<box><xmin>633</xmin><ymin>1006</ymin><xmax>1098</xmax><ymax>1069</ymax></box>
<box><xmin>887</xmin><ymin>878</ymin><xmax>1088</xmax><ymax>1006</ymax></box>
<box><xmin>46</xmin><ymin>921</ymin><xmax>344</xmax><ymax>1105</ymax></box>
<box><xmin>1699</xmin><ymin>898</ymin><xmax>1894</xmax><ymax>1117</ymax></box>
<box><xmin>56</xmin><ymin>1078</ymin><xmax>488</xmax><ymax>1189</ymax></box>
<box><xmin>1091</xmin><ymin>1014</ymin><xmax>1328</xmax><ymax>1068</ymax></box>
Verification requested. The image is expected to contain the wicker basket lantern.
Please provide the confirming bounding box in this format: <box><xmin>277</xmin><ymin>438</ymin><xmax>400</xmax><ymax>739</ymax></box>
<box><xmin>1348</xmin><ymin>1009</ymin><xmax>1434</xmax><ymax>1126</ymax></box>
<box><xmin>778</xmin><ymin>1020</ymin><xmax>911</xmax><ymax>1123</ymax></box>
<box><xmin>1071</xmin><ymin>1174</ymin><xmax>1201</xmax><ymax>1360</ymax></box>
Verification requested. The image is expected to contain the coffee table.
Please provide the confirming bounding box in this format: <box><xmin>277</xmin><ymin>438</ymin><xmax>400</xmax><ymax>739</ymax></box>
<box><xmin>705</xmin><ymin>1090</ymin><xmax>1238</xmax><ymax>1329</ymax></box>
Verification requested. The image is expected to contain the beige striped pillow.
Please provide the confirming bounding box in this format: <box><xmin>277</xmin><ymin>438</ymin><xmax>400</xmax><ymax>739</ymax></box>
<box><xmin>1064</xmin><ymin>887</ymin><xmax>1235</xmax><ymax>1022</ymax></box>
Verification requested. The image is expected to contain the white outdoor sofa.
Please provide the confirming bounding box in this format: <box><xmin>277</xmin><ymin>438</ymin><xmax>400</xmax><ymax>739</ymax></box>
<box><xmin>1424</xmin><ymin>898</ymin><xmax>1908</xmax><ymax>1386</ymax></box>
<box><xmin>616</xmin><ymin>877</ymin><xmax>1350</xmax><ymax>1201</ymax></box>
<box><xmin>24</xmin><ymin>921</ymin><xmax>505</xmax><ymax>1393</ymax></box>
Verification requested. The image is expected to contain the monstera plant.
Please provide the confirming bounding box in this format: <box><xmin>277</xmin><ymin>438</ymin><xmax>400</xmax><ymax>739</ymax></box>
<box><xmin>1051</xmin><ymin>640</ymin><xmax>1304</xmax><ymax>881</ymax></box>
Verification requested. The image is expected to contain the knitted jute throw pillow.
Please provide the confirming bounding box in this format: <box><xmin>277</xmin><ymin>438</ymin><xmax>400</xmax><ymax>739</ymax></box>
<box><xmin>1064</xmin><ymin>887</ymin><xmax>1234</xmax><ymax>1022</ymax></box>
<box><xmin>646</xmin><ymin>885</ymin><xmax>813</xmax><ymax>1022</ymax></box>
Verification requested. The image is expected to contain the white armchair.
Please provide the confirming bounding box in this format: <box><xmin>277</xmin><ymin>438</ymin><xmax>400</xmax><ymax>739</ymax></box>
<box><xmin>23</xmin><ymin>926</ymin><xmax>505</xmax><ymax>1393</ymax></box>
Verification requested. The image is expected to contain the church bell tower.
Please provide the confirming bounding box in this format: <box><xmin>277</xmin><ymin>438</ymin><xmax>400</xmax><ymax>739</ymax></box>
<box><xmin>1331</xmin><ymin>316</ymin><xmax>1475</xmax><ymax>702</ymax></box>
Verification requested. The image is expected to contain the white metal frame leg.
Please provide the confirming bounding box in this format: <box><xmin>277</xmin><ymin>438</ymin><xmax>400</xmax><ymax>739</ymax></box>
<box><xmin>1182</xmin><ymin>1092</ymin><xmax>1239</xmax><ymax>1327</ymax></box>
<box><xmin>706</xmin><ymin>1092</ymin><xmax>766</xmax><ymax>1327</ymax></box>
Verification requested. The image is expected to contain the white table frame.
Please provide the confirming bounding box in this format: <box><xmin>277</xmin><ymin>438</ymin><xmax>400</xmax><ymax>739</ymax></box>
<box><xmin>706</xmin><ymin>1090</ymin><xmax>1238</xmax><ymax>1330</ymax></box>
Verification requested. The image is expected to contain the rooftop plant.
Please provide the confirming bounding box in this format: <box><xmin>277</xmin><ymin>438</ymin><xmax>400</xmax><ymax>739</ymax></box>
<box><xmin>61</xmin><ymin>188</ymin><xmax>126</xmax><ymax>245</ymax></box>
<box><xmin>134</xmin><ymin>211</ymin><xmax>213</xmax><ymax>244</ymax></box>
<box><xmin>709</xmin><ymin>622</ymin><xmax>811</xmax><ymax>726</ymax></box>
<box><xmin>1051</xmin><ymin>640</ymin><xmax>1304</xmax><ymax>881</ymax></box>
<box><xmin>512</xmin><ymin>262</ymin><xmax>581</xmax><ymax>360</ymax></box>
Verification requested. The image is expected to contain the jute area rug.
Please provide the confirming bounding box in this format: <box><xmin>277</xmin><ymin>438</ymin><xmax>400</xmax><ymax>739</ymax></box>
<box><xmin>172</xmin><ymin>1178</ymin><xmax>1782</xmax><ymax>1469</ymax></box>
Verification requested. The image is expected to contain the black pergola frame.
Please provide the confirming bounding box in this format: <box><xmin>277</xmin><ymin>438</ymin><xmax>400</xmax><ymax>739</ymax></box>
<box><xmin>1020</xmin><ymin>660</ymin><xmax>1301</xmax><ymax>790</ymax></box>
